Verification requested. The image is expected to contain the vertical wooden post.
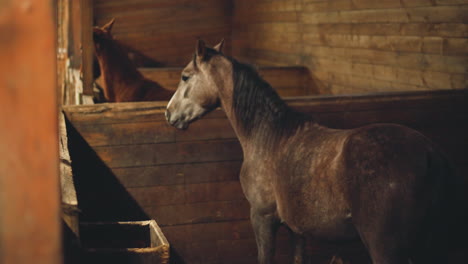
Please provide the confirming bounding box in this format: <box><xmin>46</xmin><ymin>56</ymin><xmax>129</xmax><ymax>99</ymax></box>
<box><xmin>57</xmin><ymin>0</ymin><xmax>70</xmax><ymax>105</ymax></box>
<box><xmin>67</xmin><ymin>0</ymin><xmax>93</xmax><ymax>104</ymax></box>
<box><xmin>0</xmin><ymin>1</ymin><xmax>61</xmax><ymax>264</ymax></box>
<box><xmin>81</xmin><ymin>0</ymin><xmax>94</xmax><ymax>98</ymax></box>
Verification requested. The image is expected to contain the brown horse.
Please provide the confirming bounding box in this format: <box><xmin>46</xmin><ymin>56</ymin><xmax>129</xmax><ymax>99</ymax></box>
<box><xmin>93</xmin><ymin>19</ymin><xmax>173</xmax><ymax>102</ymax></box>
<box><xmin>165</xmin><ymin>40</ymin><xmax>464</xmax><ymax>264</ymax></box>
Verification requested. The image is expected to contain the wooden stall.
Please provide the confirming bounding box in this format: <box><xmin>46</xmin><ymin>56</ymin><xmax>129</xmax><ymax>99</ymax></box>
<box><xmin>63</xmin><ymin>89</ymin><xmax>468</xmax><ymax>263</ymax></box>
<box><xmin>56</xmin><ymin>0</ymin><xmax>468</xmax><ymax>263</ymax></box>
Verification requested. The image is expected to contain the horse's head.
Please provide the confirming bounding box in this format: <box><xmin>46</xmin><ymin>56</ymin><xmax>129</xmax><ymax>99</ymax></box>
<box><xmin>166</xmin><ymin>39</ymin><xmax>226</xmax><ymax>129</ymax></box>
<box><xmin>93</xmin><ymin>18</ymin><xmax>115</xmax><ymax>55</ymax></box>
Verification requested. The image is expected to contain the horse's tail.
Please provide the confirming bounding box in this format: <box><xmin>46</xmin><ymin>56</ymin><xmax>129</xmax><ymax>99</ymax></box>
<box><xmin>413</xmin><ymin>149</ymin><xmax>467</xmax><ymax>263</ymax></box>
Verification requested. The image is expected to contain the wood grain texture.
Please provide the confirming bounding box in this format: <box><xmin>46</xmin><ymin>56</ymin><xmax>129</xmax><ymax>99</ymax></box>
<box><xmin>111</xmin><ymin>161</ymin><xmax>242</xmax><ymax>187</ymax></box>
<box><xmin>233</xmin><ymin>0</ymin><xmax>468</xmax><ymax>95</ymax></box>
<box><xmin>139</xmin><ymin>66</ymin><xmax>313</xmax><ymax>96</ymax></box>
<box><xmin>93</xmin><ymin>139</ymin><xmax>242</xmax><ymax>168</ymax></box>
<box><xmin>81</xmin><ymin>0</ymin><xmax>94</xmax><ymax>95</ymax></box>
<box><xmin>94</xmin><ymin>0</ymin><xmax>233</xmax><ymax>66</ymax></box>
<box><xmin>0</xmin><ymin>1</ymin><xmax>61</xmax><ymax>263</ymax></box>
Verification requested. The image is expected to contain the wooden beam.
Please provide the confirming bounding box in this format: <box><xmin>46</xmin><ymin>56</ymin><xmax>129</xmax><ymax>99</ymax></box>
<box><xmin>81</xmin><ymin>0</ymin><xmax>94</xmax><ymax>97</ymax></box>
<box><xmin>0</xmin><ymin>1</ymin><xmax>61</xmax><ymax>264</ymax></box>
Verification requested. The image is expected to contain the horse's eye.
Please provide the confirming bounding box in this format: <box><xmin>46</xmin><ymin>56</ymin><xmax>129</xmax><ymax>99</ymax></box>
<box><xmin>181</xmin><ymin>75</ymin><xmax>190</xmax><ymax>82</ymax></box>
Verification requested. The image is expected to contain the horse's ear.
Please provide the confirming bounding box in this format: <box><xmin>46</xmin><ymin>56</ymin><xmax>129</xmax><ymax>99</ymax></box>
<box><xmin>213</xmin><ymin>39</ymin><xmax>225</xmax><ymax>53</ymax></box>
<box><xmin>102</xmin><ymin>18</ymin><xmax>115</xmax><ymax>33</ymax></box>
<box><xmin>196</xmin><ymin>39</ymin><xmax>206</xmax><ymax>60</ymax></box>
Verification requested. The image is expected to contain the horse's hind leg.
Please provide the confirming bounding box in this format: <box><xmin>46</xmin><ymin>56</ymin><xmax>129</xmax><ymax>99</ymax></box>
<box><xmin>356</xmin><ymin>223</ymin><xmax>412</xmax><ymax>264</ymax></box>
<box><xmin>354</xmin><ymin>211</ymin><xmax>413</xmax><ymax>264</ymax></box>
<box><xmin>367</xmin><ymin>247</ymin><xmax>409</xmax><ymax>264</ymax></box>
<box><xmin>251</xmin><ymin>208</ymin><xmax>280</xmax><ymax>264</ymax></box>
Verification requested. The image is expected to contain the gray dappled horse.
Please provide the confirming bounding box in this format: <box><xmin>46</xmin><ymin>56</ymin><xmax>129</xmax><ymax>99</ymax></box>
<box><xmin>165</xmin><ymin>40</ymin><xmax>463</xmax><ymax>264</ymax></box>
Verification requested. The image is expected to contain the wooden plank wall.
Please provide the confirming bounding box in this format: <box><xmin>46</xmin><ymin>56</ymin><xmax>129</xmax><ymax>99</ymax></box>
<box><xmin>139</xmin><ymin>66</ymin><xmax>312</xmax><ymax>97</ymax></box>
<box><xmin>64</xmin><ymin>89</ymin><xmax>468</xmax><ymax>264</ymax></box>
<box><xmin>94</xmin><ymin>0</ymin><xmax>233</xmax><ymax>66</ymax></box>
<box><xmin>232</xmin><ymin>0</ymin><xmax>468</xmax><ymax>95</ymax></box>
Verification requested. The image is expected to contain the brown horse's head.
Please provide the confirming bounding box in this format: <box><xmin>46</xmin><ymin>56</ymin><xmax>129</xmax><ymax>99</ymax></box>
<box><xmin>93</xmin><ymin>18</ymin><xmax>115</xmax><ymax>55</ymax></box>
<box><xmin>166</xmin><ymin>39</ymin><xmax>225</xmax><ymax>129</ymax></box>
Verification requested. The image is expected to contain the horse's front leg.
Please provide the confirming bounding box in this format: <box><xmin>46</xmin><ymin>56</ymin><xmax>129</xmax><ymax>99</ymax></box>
<box><xmin>292</xmin><ymin>233</ymin><xmax>306</xmax><ymax>264</ymax></box>
<box><xmin>251</xmin><ymin>207</ymin><xmax>280</xmax><ymax>264</ymax></box>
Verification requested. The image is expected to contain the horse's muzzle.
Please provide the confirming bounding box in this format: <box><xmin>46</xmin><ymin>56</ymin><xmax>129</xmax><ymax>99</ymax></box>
<box><xmin>165</xmin><ymin>109</ymin><xmax>189</xmax><ymax>130</ymax></box>
<box><xmin>165</xmin><ymin>109</ymin><xmax>171</xmax><ymax>123</ymax></box>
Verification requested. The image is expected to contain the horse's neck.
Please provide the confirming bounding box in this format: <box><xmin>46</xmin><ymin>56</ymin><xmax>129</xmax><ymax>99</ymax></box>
<box><xmin>220</xmin><ymin>89</ymin><xmax>295</xmax><ymax>154</ymax></box>
<box><xmin>217</xmin><ymin>58</ymin><xmax>313</xmax><ymax>152</ymax></box>
<box><xmin>97</xmin><ymin>41</ymin><xmax>144</xmax><ymax>100</ymax></box>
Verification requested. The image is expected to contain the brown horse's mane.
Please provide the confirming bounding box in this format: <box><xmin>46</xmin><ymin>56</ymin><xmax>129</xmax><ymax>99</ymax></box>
<box><xmin>226</xmin><ymin>54</ymin><xmax>312</xmax><ymax>141</ymax></box>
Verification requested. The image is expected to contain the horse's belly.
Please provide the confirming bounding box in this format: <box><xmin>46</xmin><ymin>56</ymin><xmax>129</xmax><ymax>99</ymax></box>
<box><xmin>277</xmin><ymin>188</ymin><xmax>356</xmax><ymax>239</ymax></box>
<box><xmin>284</xmin><ymin>210</ymin><xmax>356</xmax><ymax>239</ymax></box>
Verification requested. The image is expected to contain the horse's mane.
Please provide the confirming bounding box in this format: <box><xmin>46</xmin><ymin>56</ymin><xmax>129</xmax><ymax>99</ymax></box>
<box><xmin>227</xmin><ymin>56</ymin><xmax>311</xmax><ymax>140</ymax></box>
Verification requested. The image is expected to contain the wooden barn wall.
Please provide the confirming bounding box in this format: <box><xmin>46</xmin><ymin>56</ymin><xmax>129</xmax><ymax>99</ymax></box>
<box><xmin>232</xmin><ymin>0</ymin><xmax>468</xmax><ymax>95</ymax></box>
<box><xmin>63</xmin><ymin>90</ymin><xmax>467</xmax><ymax>264</ymax></box>
<box><xmin>93</xmin><ymin>0</ymin><xmax>233</xmax><ymax>67</ymax></box>
<box><xmin>139</xmin><ymin>66</ymin><xmax>312</xmax><ymax>97</ymax></box>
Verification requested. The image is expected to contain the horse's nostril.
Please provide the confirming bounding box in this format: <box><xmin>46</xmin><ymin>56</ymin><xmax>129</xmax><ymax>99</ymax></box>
<box><xmin>165</xmin><ymin>109</ymin><xmax>171</xmax><ymax>121</ymax></box>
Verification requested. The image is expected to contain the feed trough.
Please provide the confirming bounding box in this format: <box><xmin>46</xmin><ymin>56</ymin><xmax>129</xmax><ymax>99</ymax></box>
<box><xmin>80</xmin><ymin>220</ymin><xmax>169</xmax><ymax>264</ymax></box>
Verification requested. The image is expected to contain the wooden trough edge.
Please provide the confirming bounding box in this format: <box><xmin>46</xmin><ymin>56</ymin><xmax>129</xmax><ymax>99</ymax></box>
<box><xmin>80</xmin><ymin>220</ymin><xmax>170</xmax><ymax>264</ymax></box>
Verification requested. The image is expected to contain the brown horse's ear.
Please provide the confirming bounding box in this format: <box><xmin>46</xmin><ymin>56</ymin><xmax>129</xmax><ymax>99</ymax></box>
<box><xmin>213</xmin><ymin>39</ymin><xmax>225</xmax><ymax>53</ymax></box>
<box><xmin>196</xmin><ymin>39</ymin><xmax>206</xmax><ymax>60</ymax></box>
<box><xmin>102</xmin><ymin>18</ymin><xmax>115</xmax><ymax>33</ymax></box>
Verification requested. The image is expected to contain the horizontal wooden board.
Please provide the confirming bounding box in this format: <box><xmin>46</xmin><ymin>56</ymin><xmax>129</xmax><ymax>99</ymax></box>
<box><xmin>70</xmin><ymin>118</ymin><xmax>236</xmax><ymax>147</ymax></box>
<box><xmin>143</xmin><ymin>199</ymin><xmax>251</xmax><ymax>226</ymax></box>
<box><xmin>70</xmin><ymin>120</ymin><xmax>176</xmax><ymax>146</ymax></box>
<box><xmin>112</xmin><ymin>161</ymin><xmax>241</xmax><ymax>188</ymax></box>
<box><xmin>111</xmin><ymin>160</ymin><xmax>242</xmax><ymax>187</ymax></box>
<box><xmin>139</xmin><ymin>66</ymin><xmax>312</xmax><ymax>97</ymax></box>
<box><xmin>162</xmin><ymin>220</ymin><xmax>255</xmax><ymax>242</ymax></box>
<box><xmin>299</xmin><ymin>6</ymin><xmax>468</xmax><ymax>24</ymax></box>
<box><xmin>302</xmin><ymin>0</ymin><xmax>466</xmax><ymax>12</ymax></box>
<box><xmin>123</xmin><ymin>181</ymin><xmax>245</xmax><ymax>207</ymax></box>
<box><xmin>294</xmin><ymin>22</ymin><xmax>468</xmax><ymax>38</ymax></box>
<box><xmin>93</xmin><ymin>139</ymin><xmax>243</xmax><ymax>168</ymax></box>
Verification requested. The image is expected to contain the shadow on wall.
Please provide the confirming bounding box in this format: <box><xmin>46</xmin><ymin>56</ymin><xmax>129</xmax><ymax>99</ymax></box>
<box><xmin>66</xmin><ymin>118</ymin><xmax>149</xmax><ymax>221</ymax></box>
<box><xmin>91</xmin><ymin>42</ymin><xmax>164</xmax><ymax>85</ymax></box>
<box><xmin>303</xmin><ymin>68</ymin><xmax>331</xmax><ymax>95</ymax></box>
<box><xmin>65</xmin><ymin>118</ymin><xmax>187</xmax><ymax>264</ymax></box>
